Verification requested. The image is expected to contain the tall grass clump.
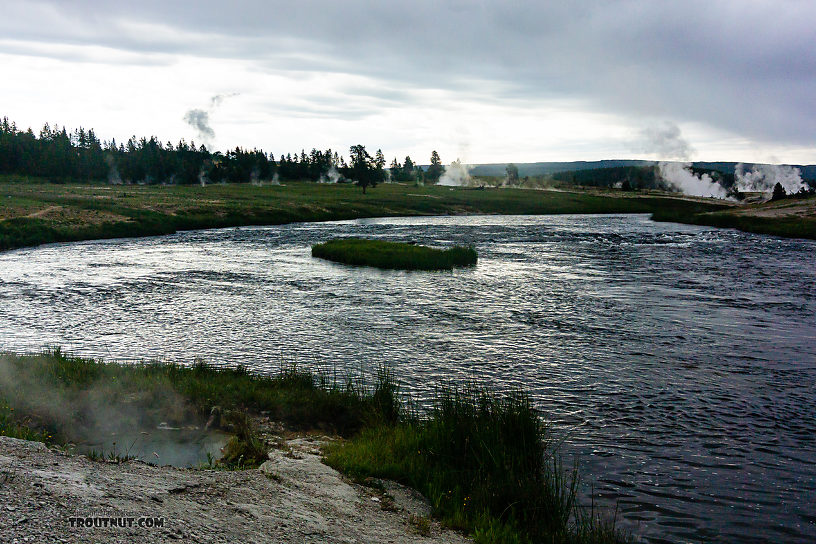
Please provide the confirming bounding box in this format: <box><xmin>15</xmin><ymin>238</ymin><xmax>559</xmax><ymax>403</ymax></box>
<box><xmin>312</xmin><ymin>238</ymin><xmax>477</xmax><ymax>271</ymax></box>
<box><xmin>325</xmin><ymin>387</ymin><xmax>628</xmax><ymax>544</ymax></box>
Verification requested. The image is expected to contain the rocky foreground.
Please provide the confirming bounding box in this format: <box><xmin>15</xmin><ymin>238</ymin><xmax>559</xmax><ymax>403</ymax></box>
<box><xmin>0</xmin><ymin>436</ymin><xmax>470</xmax><ymax>544</ymax></box>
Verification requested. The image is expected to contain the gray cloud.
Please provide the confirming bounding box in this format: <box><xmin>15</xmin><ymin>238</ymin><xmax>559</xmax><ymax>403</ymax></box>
<box><xmin>4</xmin><ymin>0</ymin><xmax>816</xmax><ymax>151</ymax></box>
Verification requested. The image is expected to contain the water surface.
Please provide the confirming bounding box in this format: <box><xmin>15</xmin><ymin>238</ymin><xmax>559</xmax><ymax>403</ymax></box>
<box><xmin>1</xmin><ymin>214</ymin><xmax>814</xmax><ymax>542</ymax></box>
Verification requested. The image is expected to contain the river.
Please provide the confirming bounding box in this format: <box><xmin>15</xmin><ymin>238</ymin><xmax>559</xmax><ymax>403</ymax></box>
<box><xmin>1</xmin><ymin>214</ymin><xmax>814</xmax><ymax>542</ymax></box>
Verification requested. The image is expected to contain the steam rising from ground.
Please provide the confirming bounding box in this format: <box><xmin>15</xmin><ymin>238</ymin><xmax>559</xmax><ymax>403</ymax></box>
<box><xmin>639</xmin><ymin>121</ymin><xmax>730</xmax><ymax>198</ymax></box>
<box><xmin>657</xmin><ymin>162</ymin><xmax>729</xmax><ymax>198</ymax></box>
<box><xmin>638</xmin><ymin>121</ymin><xmax>811</xmax><ymax>198</ymax></box>
<box><xmin>438</xmin><ymin>159</ymin><xmax>472</xmax><ymax>186</ymax></box>
<box><xmin>105</xmin><ymin>155</ymin><xmax>122</xmax><ymax>185</ymax></box>
<box><xmin>319</xmin><ymin>166</ymin><xmax>341</xmax><ymax>183</ymax></box>
<box><xmin>0</xmin><ymin>353</ymin><xmax>222</xmax><ymax>466</ymax></box>
<box><xmin>736</xmin><ymin>163</ymin><xmax>807</xmax><ymax>194</ymax></box>
<box><xmin>183</xmin><ymin>93</ymin><xmax>239</xmax><ymax>145</ymax></box>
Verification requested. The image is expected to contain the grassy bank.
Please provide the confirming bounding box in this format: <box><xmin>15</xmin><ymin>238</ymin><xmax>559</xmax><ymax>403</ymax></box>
<box><xmin>0</xmin><ymin>350</ymin><xmax>627</xmax><ymax>543</ymax></box>
<box><xmin>0</xmin><ymin>350</ymin><xmax>395</xmax><ymax>444</ymax></box>
<box><xmin>312</xmin><ymin>238</ymin><xmax>478</xmax><ymax>270</ymax></box>
<box><xmin>652</xmin><ymin>196</ymin><xmax>816</xmax><ymax>240</ymax></box>
<box><xmin>325</xmin><ymin>388</ymin><xmax>625</xmax><ymax>544</ymax></box>
<box><xmin>0</xmin><ymin>178</ymin><xmax>727</xmax><ymax>251</ymax></box>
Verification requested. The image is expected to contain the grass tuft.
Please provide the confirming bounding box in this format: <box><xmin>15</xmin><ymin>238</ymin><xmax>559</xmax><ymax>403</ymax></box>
<box><xmin>325</xmin><ymin>386</ymin><xmax>630</xmax><ymax>543</ymax></box>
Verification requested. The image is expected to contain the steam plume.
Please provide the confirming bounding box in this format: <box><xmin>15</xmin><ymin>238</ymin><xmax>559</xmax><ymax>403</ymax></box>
<box><xmin>438</xmin><ymin>159</ymin><xmax>472</xmax><ymax>186</ymax></box>
<box><xmin>657</xmin><ymin>162</ymin><xmax>728</xmax><ymax>199</ymax></box>
<box><xmin>639</xmin><ymin>121</ymin><xmax>729</xmax><ymax>199</ymax></box>
<box><xmin>638</xmin><ymin>122</ymin><xmax>694</xmax><ymax>161</ymax></box>
<box><xmin>105</xmin><ymin>154</ymin><xmax>123</xmax><ymax>185</ymax></box>
<box><xmin>319</xmin><ymin>166</ymin><xmax>341</xmax><ymax>183</ymax></box>
<box><xmin>183</xmin><ymin>92</ymin><xmax>239</xmax><ymax>145</ymax></box>
<box><xmin>735</xmin><ymin>163</ymin><xmax>807</xmax><ymax>194</ymax></box>
<box><xmin>183</xmin><ymin>109</ymin><xmax>215</xmax><ymax>141</ymax></box>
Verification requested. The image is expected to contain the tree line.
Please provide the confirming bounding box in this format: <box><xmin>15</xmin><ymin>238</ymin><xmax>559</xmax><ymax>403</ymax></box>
<box><xmin>0</xmin><ymin>117</ymin><xmax>447</xmax><ymax>189</ymax></box>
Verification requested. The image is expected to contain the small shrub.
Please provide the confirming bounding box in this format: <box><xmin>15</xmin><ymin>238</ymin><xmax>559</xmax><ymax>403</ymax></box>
<box><xmin>409</xmin><ymin>514</ymin><xmax>432</xmax><ymax>537</ymax></box>
<box><xmin>218</xmin><ymin>411</ymin><xmax>269</xmax><ymax>468</ymax></box>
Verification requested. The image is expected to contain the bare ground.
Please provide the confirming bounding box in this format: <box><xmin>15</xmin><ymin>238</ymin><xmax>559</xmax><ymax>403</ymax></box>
<box><xmin>727</xmin><ymin>197</ymin><xmax>816</xmax><ymax>218</ymax></box>
<box><xmin>0</xmin><ymin>436</ymin><xmax>470</xmax><ymax>544</ymax></box>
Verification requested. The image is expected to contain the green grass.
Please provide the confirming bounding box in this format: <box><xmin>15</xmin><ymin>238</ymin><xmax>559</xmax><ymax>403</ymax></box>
<box><xmin>0</xmin><ymin>350</ymin><xmax>399</xmax><ymax>446</ymax></box>
<box><xmin>0</xmin><ymin>349</ymin><xmax>627</xmax><ymax>542</ymax></box>
<box><xmin>0</xmin><ymin>178</ymin><xmax>729</xmax><ymax>251</ymax></box>
<box><xmin>0</xmin><ymin>399</ymin><xmax>50</xmax><ymax>443</ymax></box>
<box><xmin>325</xmin><ymin>387</ymin><xmax>628</xmax><ymax>544</ymax></box>
<box><xmin>312</xmin><ymin>238</ymin><xmax>478</xmax><ymax>270</ymax></box>
<box><xmin>652</xmin><ymin>205</ymin><xmax>816</xmax><ymax>239</ymax></box>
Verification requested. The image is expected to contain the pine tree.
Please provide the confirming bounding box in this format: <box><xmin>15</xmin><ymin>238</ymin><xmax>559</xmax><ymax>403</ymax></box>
<box><xmin>426</xmin><ymin>150</ymin><xmax>443</xmax><ymax>184</ymax></box>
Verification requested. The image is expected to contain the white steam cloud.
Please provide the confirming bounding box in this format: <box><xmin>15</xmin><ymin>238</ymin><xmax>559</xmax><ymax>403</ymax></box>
<box><xmin>639</xmin><ymin>121</ymin><xmax>730</xmax><ymax>199</ymax></box>
<box><xmin>657</xmin><ymin>162</ymin><xmax>729</xmax><ymax>199</ymax></box>
<box><xmin>438</xmin><ymin>159</ymin><xmax>472</xmax><ymax>186</ymax></box>
<box><xmin>735</xmin><ymin>163</ymin><xmax>807</xmax><ymax>194</ymax></box>
<box><xmin>105</xmin><ymin>154</ymin><xmax>123</xmax><ymax>185</ymax></box>
<box><xmin>183</xmin><ymin>92</ymin><xmax>240</xmax><ymax>145</ymax></box>
<box><xmin>319</xmin><ymin>166</ymin><xmax>341</xmax><ymax>183</ymax></box>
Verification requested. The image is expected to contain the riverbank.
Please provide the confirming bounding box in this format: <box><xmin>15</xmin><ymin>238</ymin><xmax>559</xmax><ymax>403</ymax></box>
<box><xmin>0</xmin><ymin>433</ymin><xmax>469</xmax><ymax>544</ymax></box>
<box><xmin>0</xmin><ymin>179</ymin><xmax>726</xmax><ymax>251</ymax></box>
<box><xmin>0</xmin><ymin>351</ymin><xmax>628</xmax><ymax>543</ymax></box>
<box><xmin>651</xmin><ymin>194</ymin><xmax>816</xmax><ymax>239</ymax></box>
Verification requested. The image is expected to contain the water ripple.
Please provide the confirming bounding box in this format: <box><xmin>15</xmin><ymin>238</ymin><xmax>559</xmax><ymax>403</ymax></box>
<box><xmin>1</xmin><ymin>214</ymin><xmax>815</xmax><ymax>542</ymax></box>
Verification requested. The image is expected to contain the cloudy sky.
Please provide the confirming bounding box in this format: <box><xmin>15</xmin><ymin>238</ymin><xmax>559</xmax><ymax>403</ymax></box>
<box><xmin>1</xmin><ymin>0</ymin><xmax>814</xmax><ymax>165</ymax></box>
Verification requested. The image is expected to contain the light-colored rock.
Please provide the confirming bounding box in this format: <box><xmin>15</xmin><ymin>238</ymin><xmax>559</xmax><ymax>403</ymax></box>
<box><xmin>0</xmin><ymin>435</ymin><xmax>469</xmax><ymax>544</ymax></box>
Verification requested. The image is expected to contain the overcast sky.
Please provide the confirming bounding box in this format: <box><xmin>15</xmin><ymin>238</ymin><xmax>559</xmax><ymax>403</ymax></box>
<box><xmin>1</xmin><ymin>0</ymin><xmax>814</xmax><ymax>164</ymax></box>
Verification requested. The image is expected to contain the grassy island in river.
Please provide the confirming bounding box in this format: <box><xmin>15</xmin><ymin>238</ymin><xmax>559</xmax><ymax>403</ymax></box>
<box><xmin>312</xmin><ymin>238</ymin><xmax>477</xmax><ymax>270</ymax></box>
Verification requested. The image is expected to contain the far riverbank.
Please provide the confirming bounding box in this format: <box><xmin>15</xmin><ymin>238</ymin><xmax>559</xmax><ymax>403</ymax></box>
<box><xmin>1</xmin><ymin>178</ymin><xmax>732</xmax><ymax>251</ymax></box>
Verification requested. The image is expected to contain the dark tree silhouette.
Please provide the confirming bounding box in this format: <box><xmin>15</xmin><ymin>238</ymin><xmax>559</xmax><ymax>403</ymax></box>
<box><xmin>349</xmin><ymin>144</ymin><xmax>376</xmax><ymax>193</ymax></box>
<box><xmin>426</xmin><ymin>150</ymin><xmax>443</xmax><ymax>184</ymax></box>
<box><xmin>505</xmin><ymin>163</ymin><xmax>520</xmax><ymax>185</ymax></box>
<box><xmin>771</xmin><ymin>182</ymin><xmax>787</xmax><ymax>201</ymax></box>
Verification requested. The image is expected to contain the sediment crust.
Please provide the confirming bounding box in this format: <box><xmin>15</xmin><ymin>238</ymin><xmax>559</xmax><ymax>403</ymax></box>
<box><xmin>0</xmin><ymin>435</ymin><xmax>468</xmax><ymax>544</ymax></box>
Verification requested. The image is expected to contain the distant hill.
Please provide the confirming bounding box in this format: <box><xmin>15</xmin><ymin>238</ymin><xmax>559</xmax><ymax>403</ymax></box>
<box><xmin>464</xmin><ymin>160</ymin><xmax>816</xmax><ymax>182</ymax></box>
<box><xmin>468</xmin><ymin>160</ymin><xmax>653</xmax><ymax>177</ymax></box>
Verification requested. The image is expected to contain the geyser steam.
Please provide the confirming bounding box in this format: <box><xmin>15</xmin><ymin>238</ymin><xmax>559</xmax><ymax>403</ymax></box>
<box><xmin>183</xmin><ymin>92</ymin><xmax>239</xmax><ymax>145</ymax></box>
<box><xmin>639</xmin><ymin>122</ymin><xmax>694</xmax><ymax>160</ymax></box>
<box><xmin>319</xmin><ymin>166</ymin><xmax>341</xmax><ymax>184</ymax></box>
<box><xmin>183</xmin><ymin>109</ymin><xmax>215</xmax><ymax>141</ymax></box>
<box><xmin>438</xmin><ymin>159</ymin><xmax>472</xmax><ymax>186</ymax></box>
<box><xmin>736</xmin><ymin>163</ymin><xmax>807</xmax><ymax>194</ymax></box>
<box><xmin>657</xmin><ymin>162</ymin><xmax>729</xmax><ymax>199</ymax></box>
<box><xmin>639</xmin><ymin>121</ymin><xmax>730</xmax><ymax>198</ymax></box>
